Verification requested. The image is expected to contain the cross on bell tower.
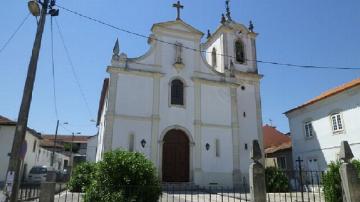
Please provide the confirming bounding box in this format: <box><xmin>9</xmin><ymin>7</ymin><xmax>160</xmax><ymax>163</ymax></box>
<box><xmin>173</xmin><ymin>1</ymin><xmax>184</xmax><ymax>20</ymax></box>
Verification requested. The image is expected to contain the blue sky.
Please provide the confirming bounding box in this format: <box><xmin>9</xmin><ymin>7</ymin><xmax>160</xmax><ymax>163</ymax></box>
<box><xmin>0</xmin><ymin>0</ymin><xmax>359</xmax><ymax>135</ymax></box>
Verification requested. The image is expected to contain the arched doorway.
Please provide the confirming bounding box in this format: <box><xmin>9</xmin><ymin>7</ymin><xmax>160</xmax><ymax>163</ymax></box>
<box><xmin>162</xmin><ymin>129</ymin><xmax>189</xmax><ymax>182</ymax></box>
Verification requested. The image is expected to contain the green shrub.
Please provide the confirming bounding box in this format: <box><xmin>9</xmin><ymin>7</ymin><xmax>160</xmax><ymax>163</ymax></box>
<box><xmin>265</xmin><ymin>167</ymin><xmax>289</xmax><ymax>192</ymax></box>
<box><xmin>68</xmin><ymin>162</ymin><xmax>96</xmax><ymax>192</ymax></box>
<box><xmin>85</xmin><ymin>150</ymin><xmax>161</xmax><ymax>202</ymax></box>
<box><xmin>322</xmin><ymin>160</ymin><xmax>360</xmax><ymax>202</ymax></box>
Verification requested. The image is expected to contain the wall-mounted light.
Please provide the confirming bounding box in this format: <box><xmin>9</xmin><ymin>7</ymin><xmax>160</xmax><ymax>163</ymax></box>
<box><xmin>205</xmin><ymin>143</ymin><xmax>210</xmax><ymax>151</ymax></box>
<box><xmin>141</xmin><ymin>139</ymin><xmax>146</xmax><ymax>148</ymax></box>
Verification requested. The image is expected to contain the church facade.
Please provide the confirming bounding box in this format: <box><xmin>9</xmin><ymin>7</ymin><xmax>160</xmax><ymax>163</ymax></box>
<box><xmin>96</xmin><ymin>1</ymin><xmax>263</xmax><ymax>187</ymax></box>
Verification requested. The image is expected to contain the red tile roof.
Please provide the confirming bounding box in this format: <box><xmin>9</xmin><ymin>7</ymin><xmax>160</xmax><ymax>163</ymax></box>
<box><xmin>42</xmin><ymin>135</ymin><xmax>90</xmax><ymax>143</ymax></box>
<box><xmin>263</xmin><ymin>125</ymin><xmax>291</xmax><ymax>154</ymax></box>
<box><xmin>0</xmin><ymin>115</ymin><xmax>42</xmax><ymax>138</ymax></box>
<box><xmin>285</xmin><ymin>78</ymin><xmax>360</xmax><ymax>114</ymax></box>
<box><xmin>0</xmin><ymin>115</ymin><xmax>16</xmax><ymax>125</ymax></box>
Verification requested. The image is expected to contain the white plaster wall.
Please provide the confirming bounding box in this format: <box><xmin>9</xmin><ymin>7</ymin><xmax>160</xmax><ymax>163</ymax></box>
<box><xmin>115</xmin><ymin>74</ymin><xmax>153</xmax><ymax>117</ymax></box>
<box><xmin>237</xmin><ymin>84</ymin><xmax>261</xmax><ymax>174</ymax></box>
<box><xmin>96</xmin><ymin>95</ymin><xmax>107</xmax><ymax>162</ymax></box>
<box><xmin>35</xmin><ymin>148</ymin><xmax>69</xmax><ymax>171</ymax></box>
<box><xmin>205</xmin><ymin>35</ymin><xmax>224</xmax><ymax>73</ymax></box>
<box><xmin>287</xmin><ymin>86</ymin><xmax>360</xmax><ymax>171</ymax></box>
<box><xmin>201</xmin><ymin>127</ymin><xmax>233</xmax><ymax>172</ymax></box>
<box><xmin>112</xmin><ymin>119</ymin><xmax>152</xmax><ymax>158</ymax></box>
<box><xmin>86</xmin><ymin>135</ymin><xmax>97</xmax><ymax>162</ymax></box>
<box><xmin>201</xmin><ymin>85</ymin><xmax>231</xmax><ymax>126</ymax></box>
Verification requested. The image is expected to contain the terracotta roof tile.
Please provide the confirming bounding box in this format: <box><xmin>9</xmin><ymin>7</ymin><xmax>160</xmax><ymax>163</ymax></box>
<box><xmin>42</xmin><ymin>135</ymin><xmax>90</xmax><ymax>143</ymax></box>
<box><xmin>285</xmin><ymin>77</ymin><xmax>360</xmax><ymax>114</ymax></box>
<box><xmin>0</xmin><ymin>115</ymin><xmax>16</xmax><ymax>125</ymax></box>
<box><xmin>263</xmin><ymin>125</ymin><xmax>291</xmax><ymax>154</ymax></box>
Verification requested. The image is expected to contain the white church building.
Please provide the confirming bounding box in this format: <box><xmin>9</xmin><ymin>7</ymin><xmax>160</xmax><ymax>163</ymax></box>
<box><xmin>96</xmin><ymin>1</ymin><xmax>263</xmax><ymax>187</ymax></box>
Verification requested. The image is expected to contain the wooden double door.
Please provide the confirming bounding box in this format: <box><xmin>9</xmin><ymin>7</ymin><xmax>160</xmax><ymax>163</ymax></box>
<box><xmin>162</xmin><ymin>129</ymin><xmax>190</xmax><ymax>182</ymax></box>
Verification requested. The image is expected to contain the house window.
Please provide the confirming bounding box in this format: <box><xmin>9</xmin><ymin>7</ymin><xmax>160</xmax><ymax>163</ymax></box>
<box><xmin>304</xmin><ymin>122</ymin><xmax>314</xmax><ymax>138</ymax></box>
<box><xmin>211</xmin><ymin>48</ymin><xmax>217</xmax><ymax>67</ymax></box>
<box><xmin>215</xmin><ymin>139</ymin><xmax>220</xmax><ymax>157</ymax></box>
<box><xmin>330</xmin><ymin>113</ymin><xmax>344</xmax><ymax>132</ymax></box>
<box><xmin>33</xmin><ymin>140</ymin><xmax>37</xmax><ymax>152</ymax></box>
<box><xmin>129</xmin><ymin>134</ymin><xmax>135</xmax><ymax>152</ymax></box>
<box><xmin>171</xmin><ymin>79</ymin><xmax>184</xmax><ymax>105</ymax></box>
<box><xmin>277</xmin><ymin>156</ymin><xmax>287</xmax><ymax>170</ymax></box>
<box><xmin>235</xmin><ymin>39</ymin><xmax>245</xmax><ymax>63</ymax></box>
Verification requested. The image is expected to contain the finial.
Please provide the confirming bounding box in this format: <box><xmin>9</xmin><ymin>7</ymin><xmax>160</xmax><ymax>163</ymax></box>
<box><xmin>251</xmin><ymin>139</ymin><xmax>262</xmax><ymax>162</ymax></box>
<box><xmin>221</xmin><ymin>14</ymin><xmax>226</xmax><ymax>24</ymax></box>
<box><xmin>339</xmin><ymin>141</ymin><xmax>354</xmax><ymax>163</ymax></box>
<box><xmin>172</xmin><ymin>1</ymin><xmax>184</xmax><ymax>20</ymax></box>
<box><xmin>207</xmin><ymin>30</ymin><xmax>211</xmax><ymax>39</ymax></box>
<box><xmin>113</xmin><ymin>38</ymin><xmax>119</xmax><ymax>55</ymax></box>
<box><xmin>225</xmin><ymin>0</ymin><xmax>232</xmax><ymax>21</ymax></box>
<box><xmin>249</xmin><ymin>21</ymin><xmax>254</xmax><ymax>32</ymax></box>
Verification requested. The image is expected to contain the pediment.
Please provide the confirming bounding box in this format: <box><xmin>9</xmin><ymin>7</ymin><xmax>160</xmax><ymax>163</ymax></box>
<box><xmin>151</xmin><ymin>20</ymin><xmax>204</xmax><ymax>37</ymax></box>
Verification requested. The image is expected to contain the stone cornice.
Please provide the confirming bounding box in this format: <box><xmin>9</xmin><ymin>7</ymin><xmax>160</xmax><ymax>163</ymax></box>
<box><xmin>107</xmin><ymin>66</ymin><xmax>164</xmax><ymax>78</ymax></box>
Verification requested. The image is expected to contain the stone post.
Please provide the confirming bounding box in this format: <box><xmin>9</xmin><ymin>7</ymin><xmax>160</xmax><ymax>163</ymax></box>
<box><xmin>39</xmin><ymin>182</ymin><xmax>55</xmax><ymax>202</ymax></box>
<box><xmin>249</xmin><ymin>139</ymin><xmax>266</xmax><ymax>202</ymax></box>
<box><xmin>339</xmin><ymin>141</ymin><xmax>360</xmax><ymax>202</ymax></box>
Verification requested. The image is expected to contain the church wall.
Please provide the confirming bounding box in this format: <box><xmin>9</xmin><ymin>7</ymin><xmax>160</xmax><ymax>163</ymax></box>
<box><xmin>115</xmin><ymin>74</ymin><xmax>153</xmax><ymax>117</ymax></box>
<box><xmin>201</xmin><ymin>127</ymin><xmax>233</xmax><ymax>172</ymax></box>
<box><xmin>201</xmin><ymin>85</ymin><xmax>231</xmax><ymax>126</ymax></box>
<box><xmin>111</xmin><ymin>118</ymin><xmax>152</xmax><ymax>159</ymax></box>
<box><xmin>237</xmin><ymin>83</ymin><xmax>261</xmax><ymax>175</ymax></box>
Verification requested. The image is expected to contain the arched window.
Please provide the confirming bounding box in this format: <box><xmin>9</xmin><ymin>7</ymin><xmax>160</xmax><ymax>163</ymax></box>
<box><xmin>235</xmin><ymin>39</ymin><xmax>245</xmax><ymax>63</ymax></box>
<box><xmin>211</xmin><ymin>48</ymin><xmax>217</xmax><ymax>67</ymax></box>
<box><xmin>171</xmin><ymin>79</ymin><xmax>184</xmax><ymax>105</ymax></box>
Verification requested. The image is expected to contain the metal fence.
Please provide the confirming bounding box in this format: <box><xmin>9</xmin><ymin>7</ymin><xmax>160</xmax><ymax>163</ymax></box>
<box><xmin>265</xmin><ymin>169</ymin><xmax>325</xmax><ymax>202</ymax></box>
<box><xmin>18</xmin><ymin>183</ymin><xmax>40</xmax><ymax>201</ymax></box>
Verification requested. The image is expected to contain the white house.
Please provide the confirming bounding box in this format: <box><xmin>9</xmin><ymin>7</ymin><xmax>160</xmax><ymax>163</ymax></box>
<box><xmin>96</xmin><ymin>2</ymin><xmax>263</xmax><ymax>188</ymax></box>
<box><xmin>285</xmin><ymin>78</ymin><xmax>360</xmax><ymax>171</ymax></box>
<box><xmin>0</xmin><ymin>115</ymin><xmax>69</xmax><ymax>184</ymax></box>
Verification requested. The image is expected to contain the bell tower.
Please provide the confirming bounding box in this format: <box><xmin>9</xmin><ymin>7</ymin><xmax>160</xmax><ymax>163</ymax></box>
<box><xmin>204</xmin><ymin>0</ymin><xmax>258</xmax><ymax>74</ymax></box>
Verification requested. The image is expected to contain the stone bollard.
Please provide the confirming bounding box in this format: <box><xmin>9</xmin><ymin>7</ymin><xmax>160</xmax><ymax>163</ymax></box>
<box><xmin>39</xmin><ymin>182</ymin><xmax>55</xmax><ymax>202</ymax></box>
<box><xmin>339</xmin><ymin>141</ymin><xmax>360</xmax><ymax>202</ymax></box>
<box><xmin>249</xmin><ymin>139</ymin><xmax>266</xmax><ymax>202</ymax></box>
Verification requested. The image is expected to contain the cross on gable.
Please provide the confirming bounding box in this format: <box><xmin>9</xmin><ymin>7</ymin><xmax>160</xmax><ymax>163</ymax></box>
<box><xmin>173</xmin><ymin>1</ymin><xmax>184</xmax><ymax>20</ymax></box>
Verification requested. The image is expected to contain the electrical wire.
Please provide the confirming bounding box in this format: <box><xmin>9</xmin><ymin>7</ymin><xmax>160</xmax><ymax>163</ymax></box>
<box><xmin>50</xmin><ymin>17</ymin><xmax>59</xmax><ymax>120</ymax></box>
<box><xmin>54</xmin><ymin>18</ymin><xmax>94</xmax><ymax>120</ymax></box>
<box><xmin>0</xmin><ymin>13</ymin><xmax>30</xmax><ymax>55</ymax></box>
<box><xmin>56</xmin><ymin>5</ymin><xmax>360</xmax><ymax>71</ymax></box>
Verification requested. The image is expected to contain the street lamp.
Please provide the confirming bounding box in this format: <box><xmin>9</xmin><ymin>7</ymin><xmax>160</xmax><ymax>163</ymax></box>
<box><xmin>28</xmin><ymin>0</ymin><xmax>41</xmax><ymax>16</ymax></box>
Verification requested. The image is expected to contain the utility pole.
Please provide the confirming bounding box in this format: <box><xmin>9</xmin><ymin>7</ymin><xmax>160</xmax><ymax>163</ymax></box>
<box><xmin>50</xmin><ymin>120</ymin><xmax>60</xmax><ymax>167</ymax></box>
<box><xmin>5</xmin><ymin>0</ymin><xmax>58</xmax><ymax>201</ymax></box>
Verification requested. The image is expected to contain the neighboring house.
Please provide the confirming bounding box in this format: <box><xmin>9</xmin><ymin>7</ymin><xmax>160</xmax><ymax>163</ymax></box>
<box><xmin>86</xmin><ymin>135</ymin><xmax>98</xmax><ymax>162</ymax></box>
<box><xmin>41</xmin><ymin>135</ymin><xmax>90</xmax><ymax>167</ymax></box>
<box><xmin>285</xmin><ymin>78</ymin><xmax>360</xmax><ymax>171</ymax></box>
<box><xmin>0</xmin><ymin>115</ymin><xmax>69</xmax><ymax>184</ymax></box>
<box><xmin>96</xmin><ymin>3</ymin><xmax>263</xmax><ymax>188</ymax></box>
<box><xmin>263</xmin><ymin>125</ymin><xmax>293</xmax><ymax>170</ymax></box>
<box><xmin>0</xmin><ymin>115</ymin><xmax>42</xmax><ymax>184</ymax></box>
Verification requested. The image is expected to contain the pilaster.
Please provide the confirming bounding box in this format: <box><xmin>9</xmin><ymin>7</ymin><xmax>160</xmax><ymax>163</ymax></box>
<box><xmin>151</xmin><ymin>76</ymin><xmax>161</xmax><ymax>165</ymax></box>
<box><xmin>194</xmin><ymin>80</ymin><xmax>202</xmax><ymax>183</ymax></box>
<box><xmin>230</xmin><ymin>87</ymin><xmax>241</xmax><ymax>188</ymax></box>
